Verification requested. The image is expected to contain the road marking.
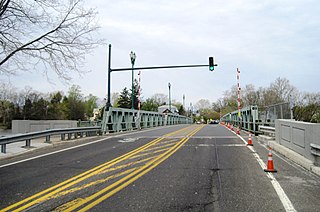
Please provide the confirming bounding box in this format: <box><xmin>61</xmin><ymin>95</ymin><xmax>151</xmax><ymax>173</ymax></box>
<box><xmin>118</xmin><ymin>138</ymin><xmax>139</xmax><ymax>143</ymax></box>
<box><xmin>190</xmin><ymin>136</ymin><xmax>239</xmax><ymax>139</ymax></box>
<box><xmin>140</xmin><ymin>142</ymin><xmax>176</xmax><ymax>152</ymax></box>
<box><xmin>143</xmin><ymin>136</ymin><xmax>239</xmax><ymax>139</ymax></box>
<box><xmin>98</xmin><ymin>156</ymin><xmax>158</xmax><ymax>175</ymax></box>
<box><xmin>1</xmin><ymin>136</ymin><xmax>165</xmax><ymax>211</ymax></box>
<box><xmin>54</xmin><ymin>198</ymin><xmax>84</xmax><ymax>212</ymax></box>
<box><xmin>1</xmin><ymin>125</ymin><xmax>199</xmax><ymax>212</ymax></box>
<box><xmin>51</xmin><ymin>167</ymin><xmax>138</xmax><ymax>201</ymax></box>
<box><xmin>52</xmin><ymin>156</ymin><xmax>160</xmax><ymax>201</ymax></box>
<box><xmin>0</xmin><ymin>125</ymin><xmax>192</xmax><ymax>169</ymax></box>
<box><xmin>227</xmin><ymin>128</ymin><xmax>297</xmax><ymax>212</ymax></box>
<box><xmin>0</xmin><ymin>136</ymin><xmax>113</xmax><ymax>169</ymax></box>
<box><xmin>185</xmin><ymin>144</ymin><xmax>246</xmax><ymax>147</ymax></box>
<box><xmin>129</xmin><ymin>147</ymin><xmax>171</xmax><ymax>159</ymax></box>
<box><xmin>67</xmin><ymin>125</ymin><xmax>204</xmax><ymax>211</ymax></box>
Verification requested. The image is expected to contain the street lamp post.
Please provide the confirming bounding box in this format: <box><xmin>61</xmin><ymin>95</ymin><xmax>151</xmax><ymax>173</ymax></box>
<box><xmin>130</xmin><ymin>51</ymin><xmax>136</xmax><ymax>110</ymax></box>
<box><xmin>190</xmin><ymin>102</ymin><xmax>193</xmax><ymax>120</ymax></box>
<box><xmin>168</xmin><ymin>82</ymin><xmax>171</xmax><ymax>112</ymax></box>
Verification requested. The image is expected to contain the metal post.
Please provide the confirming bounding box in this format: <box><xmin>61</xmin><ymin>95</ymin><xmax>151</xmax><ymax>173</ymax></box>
<box><xmin>45</xmin><ymin>135</ymin><xmax>51</xmax><ymax>143</ymax></box>
<box><xmin>130</xmin><ymin>51</ymin><xmax>136</xmax><ymax>110</ymax></box>
<box><xmin>183</xmin><ymin>94</ymin><xmax>185</xmax><ymax>112</ymax></box>
<box><xmin>1</xmin><ymin>144</ymin><xmax>6</xmax><ymax>153</ymax></box>
<box><xmin>26</xmin><ymin>139</ymin><xmax>31</xmax><ymax>147</ymax></box>
<box><xmin>237</xmin><ymin>68</ymin><xmax>241</xmax><ymax>127</ymax></box>
<box><xmin>107</xmin><ymin>44</ymin><xmax>112</xmax><ymax>108</ymax></box>
<box><xmin>190</xmin><ymin>102</ymin><xmax>193</xmax><ymax>121</ymax></box>
<box><xmin>137</xmin><ymin>70</ymin><xmax>142</xmax><ymax>129</ymax></box>
<box><xmin>132</xmin><ymin>63</ymin><xmax>134</xmax><ymax>109</ymax></box>
<box><xmin>168</xmin><ymin>82</ymin><xmax>171</xmax><ymax>112</ymax></box>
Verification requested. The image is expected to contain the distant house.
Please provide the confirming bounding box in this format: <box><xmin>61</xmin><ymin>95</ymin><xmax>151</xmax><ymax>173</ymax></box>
<box><xmin>90</xmin><ymin>108</ymin><xmax>101</xmax><ymax>121</ymax></box>
<box><xmin>158</xmin><ymin>105</ymin><xmax>179</xmax><ymax>114</ymax></box>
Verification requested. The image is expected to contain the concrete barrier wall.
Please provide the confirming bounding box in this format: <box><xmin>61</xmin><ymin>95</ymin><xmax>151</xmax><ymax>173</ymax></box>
<box><xmin>275</xmin><ymin>119</ymin><xmax>320</xmax><ymax>163</ymax></box>
<box><xmin>12</xmin><ymin>120</ymin><xmax>78</xmax><ymax>134</ymax></box>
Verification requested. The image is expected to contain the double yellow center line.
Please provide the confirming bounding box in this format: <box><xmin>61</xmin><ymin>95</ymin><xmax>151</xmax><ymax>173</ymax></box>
<box><xmin>1</xmin><ymin>125</ymin><xmax>204</xmax><ymax>212</ymax></box>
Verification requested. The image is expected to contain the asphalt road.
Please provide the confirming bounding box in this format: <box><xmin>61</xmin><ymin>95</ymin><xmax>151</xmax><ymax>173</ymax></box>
<box><xmin>0</xmin><ymin>124</ymin><xmax>320</xmax><ymax>211</ymax></box>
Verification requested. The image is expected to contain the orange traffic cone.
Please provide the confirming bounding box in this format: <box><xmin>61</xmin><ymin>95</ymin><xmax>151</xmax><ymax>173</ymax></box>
<box><xmin>247</xmin><ymin>133</ymin><xmax>253</xmax><ymax>146</ymax></box>
<box><xmin>264</xmin><ymin>148</ymin><xmax>277</xmax><ymax>172</ymax></box>
<box><xmin>227</xmin><ymin>123</ymin><xmax>230</xmax><ymax>129</ymax></box>
<box><xmin>236</xmin><ymin>126</ymin><xmax>240</xmax><ymax>135</ymax></box>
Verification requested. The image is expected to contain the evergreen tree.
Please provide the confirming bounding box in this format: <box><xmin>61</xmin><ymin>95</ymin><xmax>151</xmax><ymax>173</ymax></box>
<box><xmin>32</xmin><ymin>98</ymin><xmax>49</xmax><ymax>120</ymax></box>
<box><xmin>118</xmin><ymin>87</ymin><xmax>131</xmax><ymax>109</ymax></box>
<box><xmin>23</xmin><ymin>99</ymin><xmax>32</xmax><ymax>120</ymax></box>
<box><xmin>48</xmin><ymin>92</ymin><xmax>65</xmax><ymax>120</ymax></box>
<box><xmin>178</xmin><ymin>105</ymin><xmax>186</xmax><ymax>116</ymax></box>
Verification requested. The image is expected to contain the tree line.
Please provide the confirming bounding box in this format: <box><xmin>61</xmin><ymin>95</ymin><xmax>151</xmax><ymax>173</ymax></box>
<box><xmin>1</xmin><ymin>77</ymin><xmax>319</xmax><ymax>129</ymax></box>
<box><xmin>113</xmin><ymin>77</ymin><xmax>320</xmax><ymax>123</ymax></box>
<box><xmin>0</xmin><ymin>84</ymin><xmax>98</xmax><ymax>129</ymax></box>
<box><xmin>210</xmin><ymin>77</ymin><xmax>320</xmax><ymax>123</ymax></box>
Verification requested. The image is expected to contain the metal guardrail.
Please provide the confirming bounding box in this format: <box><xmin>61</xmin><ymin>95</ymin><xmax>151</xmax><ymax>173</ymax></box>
<box><xmin>258</xmin><ymin>125</ymin><xmax>275</xmax><ymax>137</ymax></box>
<box><xmin>0</xmin><ymin>126</ymin><xmax>101</xmax><ymax>153</ymax></box>
<box><xmin>310</xmin><ymin>143</ymin><xmax>320</xmax><ymax>157</ymax></box>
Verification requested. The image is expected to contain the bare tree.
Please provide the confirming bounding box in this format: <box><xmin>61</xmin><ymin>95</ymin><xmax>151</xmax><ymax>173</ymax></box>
<box><xmin>0</xmin><ymin>82</ymin><xmax>16</xmax><ymax>101</ymax></box>
<box><xmin>0</xmin><ymin>0</ymin><xmax>102</xmax><ymax>79</ymax></box>
<box><xmin>151</xmin><ymin>93</ymin><xmax>168</xmax><ymax>105</ymax></box>
<box><xmin>111</xmin><ymin>92</ymin><xmax>119</xmax><ymax>106</ymax></box>
<box><xmin>194</xmin><ymin>99</ymin><xmax>211</xmax><ymax>111</ymax></box>
<box><xmin>270</xmin><ymin>77</ymin><xmax>297</xmax><ymax>103</ymax></box>
<box><xmin>242</xmin><ymin>84</ymin><xmax>258</xmax><ymax>106</ymax></box>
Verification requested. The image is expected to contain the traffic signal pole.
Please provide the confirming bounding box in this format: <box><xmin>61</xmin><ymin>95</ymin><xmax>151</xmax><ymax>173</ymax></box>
<box><xmin>106</xmin><ymin>44</ymin><xmax>218</xmax><ymax>108</ymax></box>
<box><xmin>107</xmin><ymin>44</ymin><xmax>112</xmax><ymax>108</ymax></box>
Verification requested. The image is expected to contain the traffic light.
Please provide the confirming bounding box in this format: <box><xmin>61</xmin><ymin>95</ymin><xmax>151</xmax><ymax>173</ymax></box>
<box><xmin>209</xmin><ymin>57</ymin><xmax>214</xmax><ymax>71</ymax></box>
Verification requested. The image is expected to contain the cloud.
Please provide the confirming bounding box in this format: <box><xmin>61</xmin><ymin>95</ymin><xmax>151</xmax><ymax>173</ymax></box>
<box><xmin>4</xmin><ymin>0</ymin><xmax>320</xmax><ymax>106</ymax></box>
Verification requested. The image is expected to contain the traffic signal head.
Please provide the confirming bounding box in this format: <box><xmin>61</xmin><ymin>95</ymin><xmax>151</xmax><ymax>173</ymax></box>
<box><xmin>209</xmin><ymin>57</ymin><xmax>214</xmax><ymax>71</ymax></box>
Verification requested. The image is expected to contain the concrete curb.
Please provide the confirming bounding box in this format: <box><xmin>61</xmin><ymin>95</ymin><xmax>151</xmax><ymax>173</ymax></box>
<box><xmin>257</xmin><ymin>135</ymin><xmax>320</xmax><ymax>177</ymax></box>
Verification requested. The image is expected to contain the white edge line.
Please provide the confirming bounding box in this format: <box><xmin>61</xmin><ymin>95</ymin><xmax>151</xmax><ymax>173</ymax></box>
<box><xmin>0</xmin><ymin>137</ymin><xmax>111</xmax><ymax>168</ymax></box>
<box><xmin>226</xmin><ymin>127</ymin><xmax>297</xmax><ymax>212</ymax></box>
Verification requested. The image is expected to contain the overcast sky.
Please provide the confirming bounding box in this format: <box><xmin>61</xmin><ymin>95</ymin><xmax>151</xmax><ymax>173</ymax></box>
<box><xmin>2</xmin><ymin>0</ymin><xmax>320</xmax><ymax>107</ymax></box>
